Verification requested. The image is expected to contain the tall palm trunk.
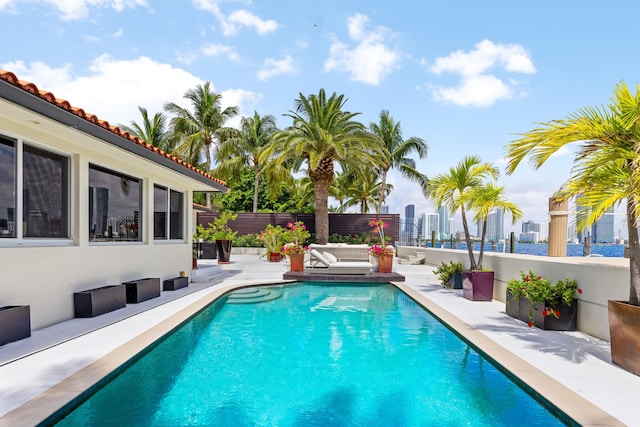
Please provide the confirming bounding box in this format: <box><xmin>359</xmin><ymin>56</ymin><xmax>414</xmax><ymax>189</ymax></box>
<box><xmin>627</xmin><ymin>200</ymin><xmax>640</xmax><ymax>304</ymax></box>
<box><xmin>313</xmin><ymin>179</ymin><xmax>330</xmax><ymax>244</ymax></box>
<box><xmin>205</xmin><ymin>141</ymin><xmax>212</xmax><ymax>209</ymax></box>
<box><xmin>460</xmin><ymin>207</ymin><xmax>477</xmax><ymax>270</ymax></box>
<box><xmin>376</xmin><ymin>169</ymin><xmax>389</xmax><ymax>214</ymax></box>
<box><xmin>252</xmin><ymin>163</ymin><xmax>260</xmax><ymax>213</ymax></box>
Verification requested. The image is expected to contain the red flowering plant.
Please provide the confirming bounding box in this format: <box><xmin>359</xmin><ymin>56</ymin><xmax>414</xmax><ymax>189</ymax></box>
<box><xmin>507</xmin><ymin>270</ymin><xmax>582</xmax><ymax>327</ymax></box>
<box><xmin>281</xmin><ymin>221</ymin><xmax>310</xmax><ymax>256</ymax></box>
<box><xmin>368</xmin><ymin>219</ymin><xmax>394</xmax><ymax>257</ymax></box>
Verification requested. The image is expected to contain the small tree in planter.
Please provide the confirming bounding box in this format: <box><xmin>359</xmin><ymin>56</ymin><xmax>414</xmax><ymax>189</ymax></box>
<box><xmin>259</xmin><ymin>224</ymin><xmax>285</xmax><ymax>261</ymax></box>
<box><xmin>504</xmin><ymin>81</ymin><xmax>640</xmax><ymax>375</ymax></box>
<box><xmin>435</xmin><ymin>260</ymin><xmax>463</xmax><ymax>289</ymax></box>
<box><xmin>196</xmin><ymin>212</ymin><xmax>238</xmax><ymax>264</ymax></box>
<box><xmin>429</xmin><ymin>156</ymin><xmax>522</xmax><ymax>300</ymax></box>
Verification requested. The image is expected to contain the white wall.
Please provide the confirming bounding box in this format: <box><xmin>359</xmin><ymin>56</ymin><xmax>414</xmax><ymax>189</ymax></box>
<box><xmin>0</xmin><ymin>100</ymin><xmax>206</xmax><ymax>329</ymax></box>
<box><xmin>396</xmin><ymin>246</ymin><xmax>630</xmax><ymax>341</ymax></box>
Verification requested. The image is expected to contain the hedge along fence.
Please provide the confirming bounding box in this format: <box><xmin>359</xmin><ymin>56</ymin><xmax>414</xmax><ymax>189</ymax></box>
<box><xmin>196</xmin><ymin>212</ymin><xmax>400</xmax><ymax>244</ymax></box>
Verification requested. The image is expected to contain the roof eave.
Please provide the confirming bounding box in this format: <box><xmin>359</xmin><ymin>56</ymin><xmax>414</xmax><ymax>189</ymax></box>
<box><xmin>0</xmin><ymin>78</ymin><xmax>228</xmax><ymax>193</ymax></box>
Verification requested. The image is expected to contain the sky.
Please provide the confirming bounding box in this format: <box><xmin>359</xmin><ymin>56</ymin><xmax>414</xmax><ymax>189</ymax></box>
<box><xmin>1</xmin><ymin>0</ymin><xmax>638</xmax><ymax>238</ymax></box>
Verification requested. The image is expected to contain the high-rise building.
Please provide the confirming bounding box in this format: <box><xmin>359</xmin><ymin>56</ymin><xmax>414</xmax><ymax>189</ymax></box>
<box><xmin>404</xmin><ymin>204</ymin><xmax>415</xmax><ymax>235</ymax></box>
<box><xmin>438</xmin><ymin>205</ymin><xmax>450</xmax><ymax>239</ymax></box>
<box><xmin>423</xmin><ymin>212</ymin><xmax>439</xmax><ymax>242</ymax></box>
<box><xmin>380</xmin><ymin>205</ymin><xmax>390</xmax><ymax>214</ymax></box>
<box><xmin>522</xmin><ymin>220</ymin><xmax>545</xmax><ymax>242</ymax></box>
<box><xmin>575</xmin><ymin>197</ymin><xmax>615</xmax><ymax>243</ymax></box>
<box><xmin>477</xmin><ymin>208</ymin><xmax>504</xmax><ymax>241</ymax></box>
<box><xmin>593</xmin><ymin>208</ymin><xmax>615</xmax><ymax>243</ymax></box>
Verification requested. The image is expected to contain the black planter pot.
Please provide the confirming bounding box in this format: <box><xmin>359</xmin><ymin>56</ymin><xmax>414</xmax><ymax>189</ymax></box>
<box><xmin>163</xmin><ymin>276</ymin><xmax>189</xmax><ymax>291</ymax></box>
<box><xmin>0</xmin><ymin>305</ymin><xmax>31</xmax><ymax>345</ymax></box>
<box><xmin>462</xmin><ymin>271</ymin><xmax>494</xmax><ymax>301</ymax></box>
<box><xmin>216</xmin><ymin>239</ymin><xmax>232</xmax><ymax>264</ymax></box>
<box><xmin>505</xmin><ymin>292</ymin><xmax>519</xmax><ymax>318</ymax></box>
<box><xmin>200</xmin><ymin>242</ymin><xmax>217</xmax><ymax>259</ymax></box>
<box><xmin>506</xmin><ymin>294</ymin><xmax>577</xmax><ymax>331</ymax></box>
<box><xmin>447</xmin><ymin>272</ymin><xmax>463</xmax><ymax>289</ymax></box>
<box><xmin>123</xmin><ymin>278</ymin><xmax>161</xmax><ymax>303</ymax></box>
<box><xmin>74</xmin><ymin>285</ymin><xmax>126</xmax><ymax>318</ymax></box>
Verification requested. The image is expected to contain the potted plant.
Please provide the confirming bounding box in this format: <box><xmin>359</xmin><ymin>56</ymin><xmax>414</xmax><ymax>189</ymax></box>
<box><xmin>196</xmin><ymin>211</ymin><xmax>238</xmax><ymax>264</ymax></box>
<box><xmin>428</xmin><ymin>156</ymin><xmax>522</xmax><ymax>301</ymax></box>
<box><xmin>259</xmin><ymin>224</ymin><xmax>285</xmax><ymax>262</ymax></box>
<box><xmin>506</xmin><ymin>270</ymin><xmax>582</xmax><ymax>329</ymax></box>
<box><xmin>504</xmin><ymin>81</ymin><xmax>640</xmax><ymax>375</ymax></box>
<box><xmin>435</xmin><ymin>260</ymin><xmax>463</xmax><ymax>289</ymax></box>
<box><xmin>368</xmin><ymin>219</ymin><xmax>394</xmax><ymax>273</ymax></box>
<box><xmin>281</xmin><ymin>221</ymin><xmax>311</xmax><ymax>271</ymax></box>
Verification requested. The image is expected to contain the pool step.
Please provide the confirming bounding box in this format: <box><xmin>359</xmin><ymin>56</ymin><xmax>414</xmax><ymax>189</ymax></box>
<box><xmin>398</xmin><ymin>252</ymin><xmax>426</xmax><ymax>265</ymax></box>
<box><xmin>227</xmin><ymin>288</ymin><xmax>282</xmax><ymax>304</ymax></box>
<box><xmin>191</xmin><ymin>265</ymin><xmax>227</xmax><ymax>283</ymax></box>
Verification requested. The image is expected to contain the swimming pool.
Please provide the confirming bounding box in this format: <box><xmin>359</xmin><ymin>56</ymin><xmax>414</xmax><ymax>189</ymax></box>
<box><xmin>50</xmin><ymin>282</ymin><xmax>573</xmax><ymax>426</ymax></box>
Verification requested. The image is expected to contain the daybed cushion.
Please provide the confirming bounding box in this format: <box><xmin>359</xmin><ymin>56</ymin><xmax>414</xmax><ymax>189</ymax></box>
<box><xmin>323</xmin><ymin>252</ymin><xmax>338</xmax><ymax>264</ymax></box>
<box><xmin>309</xmin><ymin>249</ymin><xmax>331</xmax><ymax>267</ymax></box>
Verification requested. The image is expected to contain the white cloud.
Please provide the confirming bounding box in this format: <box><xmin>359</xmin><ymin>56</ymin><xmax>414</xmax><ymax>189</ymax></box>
<box><xmin>324</xmin><ymin>13</ymin><xmax>401</xmax><ymax>85</ymax></box>
<box><xmin>220</xmin><ymin>88</ymin><xmax>263</xmax><ymax>128</ymax></box>
<box><xmin>427</xmin><ymin>39</ymin><xmax>536</xmax><ymax>107</ymax></box>
<box><xmin>257</xmin><ymin>55</ymin><xmax>295</xmax><ymax>81</ymax></box>
<box><xmin>111</xmin><ymin>28</ymin><xmax>123</xmax><ymax>37</ymax></box>
<box><xmin>432</xmin><ymin>75</ymin><xmax>511</xmax><ymax>107</ymax></box>
<box><xmin>17</xmin><ymin>0</ymin><xmax>151</xmax><ymax>21</ymax></box>
<box><xmin>202</xmin><ymin>43</ymin><xmax>240</xmax><ymax>62</ymax></box>
<box><xmin>193</xmin><ymin>0</ymin><xmax>278</xmax><ymax>36</ymax></box>
<box><xmin>3</xmin><ymin>56</ymin><xmax>262</xmax><ymax>131</ymax></box>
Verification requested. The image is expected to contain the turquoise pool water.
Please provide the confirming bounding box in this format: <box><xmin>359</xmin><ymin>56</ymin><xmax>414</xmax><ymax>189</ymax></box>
<box><xmin>52</xmin><ymin>283</ymin><xmax>571</xmax><ymax>426</ymax></box>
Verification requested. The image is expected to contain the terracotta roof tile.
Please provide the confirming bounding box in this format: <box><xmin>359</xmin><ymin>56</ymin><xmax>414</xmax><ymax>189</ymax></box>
<box><xmin>0</xmin><ymin>70</ymin><xmax>226</xmax><ymax>188</ymax></box>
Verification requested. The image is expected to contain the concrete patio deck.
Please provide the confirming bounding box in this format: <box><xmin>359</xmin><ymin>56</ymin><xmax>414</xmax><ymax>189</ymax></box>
<box><xmin>1</xmin><ymin>255</ymin><xmax>639</xmax><ymax>426</ymax></box>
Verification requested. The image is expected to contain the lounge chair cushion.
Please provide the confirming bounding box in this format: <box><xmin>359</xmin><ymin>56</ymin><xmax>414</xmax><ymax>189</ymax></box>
<box><xmin>309</xmin><ymin>249</ymin><xmax>331</xmax><ymax>267</ymax></box>
<box><xmin>323</xmin><ymin>252</ymin><xmax>338</xmax><ymax>264</ymax></box>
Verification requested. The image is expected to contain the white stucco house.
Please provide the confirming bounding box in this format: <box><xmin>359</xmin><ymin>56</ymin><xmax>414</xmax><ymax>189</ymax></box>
<box><xmin>0</xmin><ymin>70</ymin><xmax>227</xmax><ymax>330</ymax></box>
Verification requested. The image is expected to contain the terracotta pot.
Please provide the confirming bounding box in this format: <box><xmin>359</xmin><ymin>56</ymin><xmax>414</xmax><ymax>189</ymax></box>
<box><xmin>462</xmin><ymin>271</ymin><xmax>494</xmax><ymax>301</ymax></box>
<box><xmin>378</xmin><ymin>253</ymin><xmax>393</xmax><ymax>273</ymax></box>
<box><xmin>268</xmin><ymin>252</ymin><xmax>282</xmax><ymax>262</ymax></box>
<box><xmin>192</xmin><ymin>257</ymin><xmax>198</xmax><ymax>269</ymax></box>
<box><xmin>289</xmin><ymin>253</ymin><xmax>305</xmax><ymax>272</ymax></box>
<box><xmin>608</xmin><ymin>300</ymin><xmax>640</xmax><ymax>376</ymax></box>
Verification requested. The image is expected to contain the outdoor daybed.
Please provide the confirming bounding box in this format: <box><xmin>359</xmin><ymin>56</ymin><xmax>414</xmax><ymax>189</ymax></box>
<box><xmin>308</xmin><ymin>244</ymin><xmax>370</xmax><ymax>262</ymax></box>
<box><xmin>305</xmin><ymin>249</ymin><xmax>373</xmax><ymax>275</ymax></box>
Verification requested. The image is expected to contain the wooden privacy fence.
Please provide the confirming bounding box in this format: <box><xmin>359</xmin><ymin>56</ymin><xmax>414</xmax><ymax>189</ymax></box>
<box><xmin>196</xmin><ymin>212</ymin><xmax>400</xmax><ymax>243</ymax></box>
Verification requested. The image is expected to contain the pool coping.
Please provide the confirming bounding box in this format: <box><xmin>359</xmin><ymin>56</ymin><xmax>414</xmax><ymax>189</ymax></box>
<box><xmin>0</xmin><ymin>280</ymin><xmax>625</xmax><ymax>427</ymax></box>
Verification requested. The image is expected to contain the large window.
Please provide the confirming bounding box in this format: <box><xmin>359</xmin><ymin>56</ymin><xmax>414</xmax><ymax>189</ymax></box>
<box><xmin>154</xmin><ymin>185</ymin><xmax>183</xmax><ymax>240</ymax></box>
<box><xmin>89</xmin><ymin>165</ymin><xmax>141</xmax><ymax>242</ymax></box>
<box><xmin>23</xmin><ymin>145</ymin><xmax>69</xmax><ymax>237</ymax></box>
<box><xmin>170</xmin><ymin>189</ymin><xmax>184</xmax><ymax>239</ymax></box>
<box><xmin>0</xmin><ymin>136</ymin><xmax>16</xmax><ymax>238</ymax></box>
<box><xmin>0</xmin><ymin>135</ymin><xmax>69</xmax><ymax>240</ymax></box>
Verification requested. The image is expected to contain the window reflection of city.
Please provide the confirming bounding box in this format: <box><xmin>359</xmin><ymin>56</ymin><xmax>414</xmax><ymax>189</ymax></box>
<box><xmin>89</xmin><ymin>166</ymin><xmax>141</xmax><ymax>242</ymax></box>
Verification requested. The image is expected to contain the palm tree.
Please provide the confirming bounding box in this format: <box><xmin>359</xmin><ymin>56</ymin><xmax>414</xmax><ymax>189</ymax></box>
<box><xmin>265</xmin><ymin>89</ymin><xmax>379</xmax><ymax>244</ymax></box>
<box><xmin>120</xmin><ymin>106</ymin><xmax>175</xmax><ymax>151</ymax></box>
<box><xmin>369</xmin><ymin>110</ymin><xmax>428</xmax><ymax>214</ymax></box>
<box><xmin>344</xmin><ymin>170</ymin><xmax>382</xmax><ymax>214</ymax></box>
<box><xmin>164</xmin><ymin>82</ymin><xmax>238</xmax><ymax>208</ymax></box>
<box><xmin>428</xmin><ymin>155</ymin><xmax>500</xmax><ymax>270</ymax></box>
<box><xmin>504</xmin><ymin>81</ymin><xmax>640</xmax><ymax>305</ymax></box>
<box><xmin>464</xmin><ymin>182</ymin><xmax>522</xmax><ymax>270</ymax></box>
<box><xmin>214</xmin><ymin>111</ymin><xmax>280</xmax><ymax>212</ymax></box>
